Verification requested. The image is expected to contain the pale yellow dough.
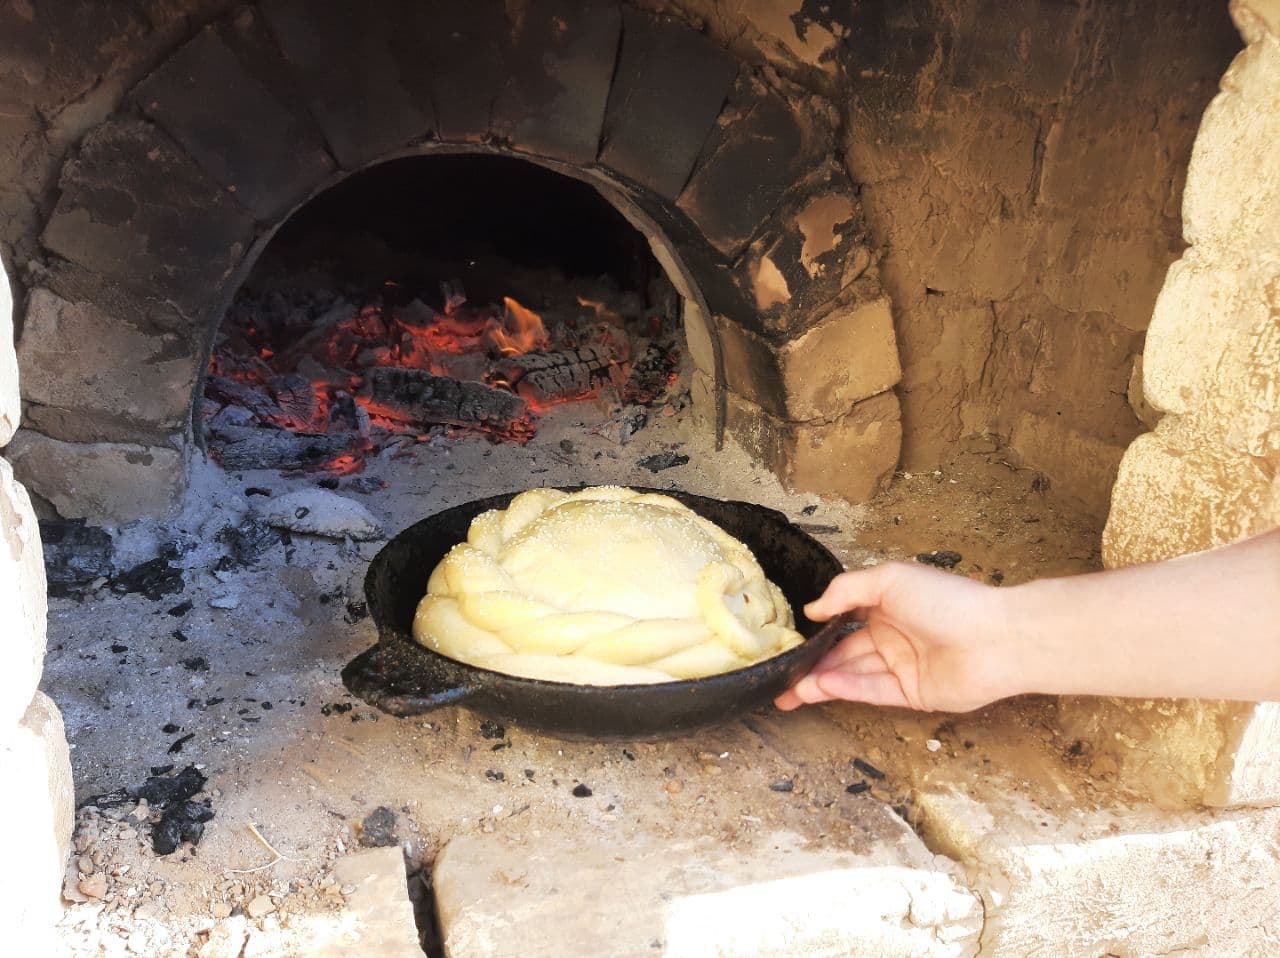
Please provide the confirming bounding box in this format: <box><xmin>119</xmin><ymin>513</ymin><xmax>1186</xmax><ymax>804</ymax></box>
<box><xmin>412</xmin><ymin>486</ymin><xmax>804</xmax><ymax>685</ymax></box>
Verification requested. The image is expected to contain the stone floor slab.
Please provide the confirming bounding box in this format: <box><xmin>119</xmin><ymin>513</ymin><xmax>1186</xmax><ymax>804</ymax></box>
<box><xmin>308</xmin><ymin>847</ymin><xmax>421</xmax><ymax>958</ymax></box>
<box><xmin>915</xmin><ymin>769</ymin><xmax>1280</xmax><ymax>956</ymax></box>
<box><xmin>435</xmin><ymin>818</ymin><xmax>980</xmax><ymax>958</ymax></box>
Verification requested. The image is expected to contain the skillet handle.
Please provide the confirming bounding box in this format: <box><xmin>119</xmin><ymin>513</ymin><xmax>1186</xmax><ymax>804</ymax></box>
<box><xmin>341</xmin><ymin>643</ymin><xmax>476</xmax><ymax>717</ymax></box>
<box><xmin>810</xmin><ymin>610</ymin><xmax>863</xmax><ymax>646</ymax></box>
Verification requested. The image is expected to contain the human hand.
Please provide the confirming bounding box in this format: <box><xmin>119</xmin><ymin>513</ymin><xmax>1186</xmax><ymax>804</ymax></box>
<box><xmin>775</xmin><ymin>562</ymin><xmax>1020</xmax><ymax>713</ymax></box>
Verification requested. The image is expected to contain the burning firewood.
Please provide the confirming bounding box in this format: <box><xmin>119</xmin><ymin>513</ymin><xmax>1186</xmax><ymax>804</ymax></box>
<box><xmin>492</xmin><ymin>345</ymin><xmax>622</xmax><ymax>405</ymax></box>
<box><xmin>210</xmin><ymin>425</ymin><xmax>356</xmax><ymax>472</ymax></box>
<box><xmin>268</xmin><ymin>374</ymin><xmax>320</xmax><ymax>430</ymax></box>
<box><xmin>365</xmin><ymin>367</ymin><xmax>533</xmax><ymax>439</ymax></box>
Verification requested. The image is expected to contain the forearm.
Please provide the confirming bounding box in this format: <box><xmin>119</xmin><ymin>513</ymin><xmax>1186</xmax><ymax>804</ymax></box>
<box><xmin>1000</xmin><ymin>529</ymin><xmax>1280</xmax><ymax>701</ymax></box>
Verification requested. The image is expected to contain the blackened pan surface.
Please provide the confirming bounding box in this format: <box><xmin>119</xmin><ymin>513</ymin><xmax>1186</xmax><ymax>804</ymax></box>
<box><xmin>342</xmin><ymin>487</ymin><xmax>848</xmax><ymax>739</ymax></box>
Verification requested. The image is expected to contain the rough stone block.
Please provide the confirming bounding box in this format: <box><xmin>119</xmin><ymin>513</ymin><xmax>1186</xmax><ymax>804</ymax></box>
<box><xmin>893</xmin><ymin>297</ymin><xmax>996</xmax><ymax>471</ymax></box>
<box><xmin>1143</xmin><ymin>252</ymin><xmax>1280</xmax><ymax>455</ymax></box>
<box><xmin>677</xmin><ymin>73</ymin><xmax>817</xmax><ymax>258</ymax></box>
<box><xmin>1008</xmin><ymin>412</ymin><xmax>1129</xmax><ymax>521</ymax></box>
<box><xmin>0</xmin><ymin>692</ymin><xmax>74</xmax><ymax>956</ymax></box>
<box><xmin>0</xmin><ymin>1</ymin><xmax>148</xmax><ymax>116</ymax></box>
<box><xmin>727</xmin><ymin>390</ymin><xmax>901</xmax><ymax>504</ymax></box>
<box><xmin>717</xmin><ymin>291</ymin><xmax>901</xmax><ymax>422</ymax></box>
<box><xmin>0</xmin><ymin>457</ymin><xmax>46</xmax><ymax>728</ymax></box>
<box><xmin>1061</xmin><ymin>698</ymin><xmax>1280</xmax><ymax>811</ymax></box>
<box><xmin>948</xmin><ymin>0</ymin><xmax>1082</xmax><ymax>98</ymax></box>
<box><xmin>133</xmin><ymin>24</ymin><xmax>334</xmax><ymax>221</ymax></box>
<box><xmin>1183</xmin><ymin>38</ymin><xmax>1280</xmax><ymax>256</ymax></box>
<box><xmin>737</xmin><ymin>162</ymin><xmax>870</xmax><ymax>336</ymax></box>
<box><xmin>1039</xmin><ymin>107</ymin><xmax>1166</xmax><ymax>214</ymax></box>
<box><xmin>303</xmin><ymin>847</ymin><xmax>421</xmax><ymax>958</ymax></box>
<box><xmin>726</xmin><ymin>0</ymin><xmax>846</xmax><ymax>74</ymax></box>
<box><xmin>1233</xmin><ymin>0</ymin><xmax>1280</xmax><ymax>42</ymax></box>
<box><xmin>1055</xmin><ymin>696</ymin><xmax>1238</xmax><ymax>811</ymax></box>
<box><xmin>1210</xmin><ymin>700</ymin><xmax>1280</xmax><ymax>806</ymax></box>
<box><xmin>491</xmin><ymin>0</ymin><xmax>621</xmax><ymax>165</ymax></box>
<box><xmin>435</xmin><ymin>824</ymin><xmax>980</xmax><ymax>957</ymax></box>
<box><xmin>1137</xmin><ymin>253</ymin><xmax>1244</xmax><ymax>418</ymax></box>
<box><xmin>7</xmin><ymin>429</ymin><xmax>188</xmax><ymax>523</ymax></box>
<box><xmin>405</xmin><ymin>2</ymin><xmax>508</xmax><ymax>144</ymax></box>
<box><xmin>599</xmin><ymin>8</ymin><xmax>738</xmax><ymax>200</ymax></box>
<box><xmin>915</xmin><ymin>775</ymin><xmax>1280</xmax><ymax>955</ymax></box>
<box><xmin>260</xmin><ymin>0</ymin><xmax>433</xmax><ymax>170</ymax></box>
<box><xmin>1038</xmin><ymin>222</ymin><xmax>1174</xmax><ymax>333</ymax></box>
<box><xmin>18</xmin><ymin>288</ymin><xmax>200</xmax><ymax>440</ymax></box>
<box><xmin>1103</xmin><ymin>421</ymin><xmax>1279</xmax><ymax>567</ymax></box>
<box><xmin>1126</xmin><ymin>354</ymin><xmax>1161</xmax><ymax>431</ymax></box>
<box><xmin>41</xmin><ymin>118</ymin><xmax>254</xmax><ymax>320</ymax></box>
<box><xmin>0</xmin><ymin>266</ymin><xmax>17</xmax><ymax>447</ymax></box>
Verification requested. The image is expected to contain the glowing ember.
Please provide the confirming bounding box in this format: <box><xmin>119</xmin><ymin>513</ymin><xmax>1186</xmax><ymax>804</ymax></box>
<box><xmin>203</xmin><ymin>279</ymin><xmax>676</xmax><ymax>477</ymax></box>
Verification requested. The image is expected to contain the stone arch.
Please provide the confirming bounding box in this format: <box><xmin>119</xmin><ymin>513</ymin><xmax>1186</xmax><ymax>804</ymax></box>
<box><xmin>12</xmin><ymin>0</ymin><xmax>902</xmax><ymax>520</ymax></box>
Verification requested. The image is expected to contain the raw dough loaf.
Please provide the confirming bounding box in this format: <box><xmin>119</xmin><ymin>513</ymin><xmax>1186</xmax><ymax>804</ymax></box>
<box><xmin>412</xmin><ymin>486</ymin><xmax>804</xmax><ymax>684</ymax></box>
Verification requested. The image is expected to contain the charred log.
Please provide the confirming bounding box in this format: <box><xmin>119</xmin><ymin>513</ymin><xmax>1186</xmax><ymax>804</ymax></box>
<box><xmin>366</xmin><ymin>367</ymin><xmax>532</xmax><ymax>436</ymax></box>
<box><xmin>205</xmin><ymin>375</ymin><xmax>284</xmax><ymax>421</ymax></box>
<box><xmin>209</xmin><ymin>425</ymin><xmax>354</xmax><ymax>471</ymax></box>
<box><xmin>268</xmin><ymin>373</ymin><xmax>320</xmax><ymax>429</ymax></box>
<box><xmin>494</xmin><ymin>346</ymin><xmax>621</xmax><ymax>404</ymax></box>
<box><xmin>623</xmin><ymin>341</ymin><xmax>677</xmax><ymax>405</ymax></box>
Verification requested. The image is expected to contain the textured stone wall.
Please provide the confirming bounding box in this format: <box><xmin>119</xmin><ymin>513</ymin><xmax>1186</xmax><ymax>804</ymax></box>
<box><xmin>649</xmin><ymin>0</ymin><xmax>1241</xmax><ymax>517</ymax></box>
<box><xmin>1058</xmin><ymin>0</ymin><xmax>1280</xmax><ymax>809</ymax></box>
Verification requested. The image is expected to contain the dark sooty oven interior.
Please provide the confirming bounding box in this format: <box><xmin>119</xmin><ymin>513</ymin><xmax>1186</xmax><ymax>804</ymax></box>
<box><xmin>202</xmin><ymin>155</ymin><xmax>682</xmax><ymax>475</ymax></box>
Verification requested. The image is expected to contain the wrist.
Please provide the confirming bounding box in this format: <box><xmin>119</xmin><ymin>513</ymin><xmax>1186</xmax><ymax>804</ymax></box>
<box><xmin>986</xmin><ymin>580</ymin><xmax>1054</xmax><ymax>700</ymax></box>
<box><xmin>994</xmin><ymin>576</ymin><xmax>1093</xmax><ymax>699</ymax></box>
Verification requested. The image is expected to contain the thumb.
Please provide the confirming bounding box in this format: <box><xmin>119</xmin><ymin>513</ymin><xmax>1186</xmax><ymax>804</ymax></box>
<box><xmin>805</xmin><ymin>566</ymin><xmax>890</xmax><ymax>621</ymax></box>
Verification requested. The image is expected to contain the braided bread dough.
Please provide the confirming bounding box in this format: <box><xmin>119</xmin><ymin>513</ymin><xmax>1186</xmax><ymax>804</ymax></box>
<box><xmin>413</xmin><ymin>486</ymin><xmax>803</xmax><ymax>685</ymax></box>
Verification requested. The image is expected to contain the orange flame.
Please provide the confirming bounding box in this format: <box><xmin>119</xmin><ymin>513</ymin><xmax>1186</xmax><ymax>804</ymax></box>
<box><xmin>489</xmin><ymin>296</ymin><xmax>549</xmax><ymax>356</ymax></box>
<box><xmin>576</xmin><ymin>296</ymin><xmax>619</xmax><ymax>323</ymax></box>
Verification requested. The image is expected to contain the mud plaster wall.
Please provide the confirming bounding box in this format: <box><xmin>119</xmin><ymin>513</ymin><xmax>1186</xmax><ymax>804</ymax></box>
<box><xmin>1058</xmin><ymin>0</ymin><xmax>1280</xmax><ymax>811</ymax></box>
<box><xmin>642</xmin><ymin>0</ymin><xmax>1241</xmax><ymax>517</ymax></box>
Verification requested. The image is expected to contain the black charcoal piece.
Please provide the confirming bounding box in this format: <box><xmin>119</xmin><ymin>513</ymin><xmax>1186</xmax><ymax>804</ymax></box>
<box><xmin>478</xmin><ymin>720</ymin><xmax>506</xmax><ymax>740</ymax></box>
<box><xmin>846</xmin><ymin>781</ymin><xmax>870</xmax><ymax>795</ymax></box>
<box><xmin>769</xmin><ymin>779</ymin><xmax>795</xmax><ymax>793</ymax></box>
<box><xmin>167</xmin><ymin>733</ymin><xmax>196</xmax><ymax>754</ymax></box>
<box><xmin>916</xmin><ymin>551</ymin><xmax>963</xmax><ymax>569</ymax></box>
<box><xmin>129</xmin><ymin>765</ymin><xmax>207</xmax><ymax>806</ymax></box>
<box><xmin>111</xmin><ymin>557</ymin><xmax>184</xmax><ymax>601</ymax></box>
<box><xmin>851</xmin><ymin>758</ymin><xmax>885</xmax><ymax>780</ymax></box>
<box><xmin>358</xmin><ymin>806</ymin><xmax>399</xmax><ymax>847</ymax></box>
<box><xmin>572</xmin><ymin>784</ymin><xmax>592</xmax><ymax>798</ymax></box>
<box><xmin>41</xmin><ymin>519</ymin><xmax>114</xmax><ymax>596</ymax></box>
<box><xmin>637</xmin><ymin>451</ymin><xmax>689</xmax><ymax>473</ymax></box>
<box><xmin>152</xmin><ymin>800</ymin><xmax>215</xmax><ymax>855</ymax></box>
<box><xmin>217</xmin><ymin>515</ymin><xmax>279</xmax><ymax>567</ymax></box>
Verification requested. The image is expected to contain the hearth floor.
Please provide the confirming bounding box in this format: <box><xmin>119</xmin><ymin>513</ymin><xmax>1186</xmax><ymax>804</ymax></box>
<box><xmin>44</xmin><ymin>402</ymin><xmax>1107</xmax><ymax>957</ymax></box>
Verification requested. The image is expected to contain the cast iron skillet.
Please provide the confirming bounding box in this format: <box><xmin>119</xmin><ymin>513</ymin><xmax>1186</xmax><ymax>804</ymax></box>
<box><xmin>341</xmin><ymin>487</ymin><xmax>855</xmax><ymax>739</ymax></box>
